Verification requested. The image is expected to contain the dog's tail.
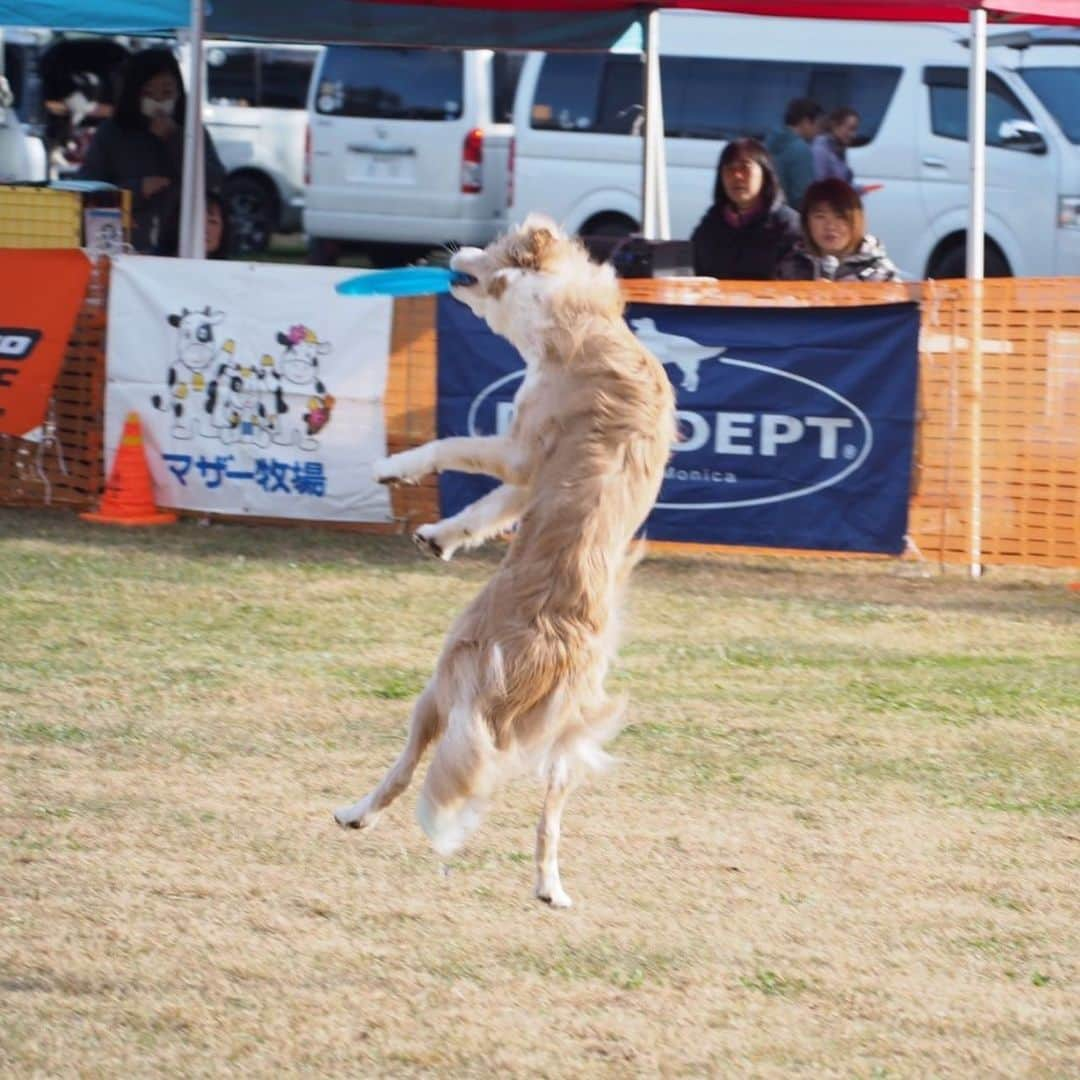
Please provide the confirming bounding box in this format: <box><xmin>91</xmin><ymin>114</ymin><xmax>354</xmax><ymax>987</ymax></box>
<box><xmin>540</xmin><ymin>692</ymin><xmax>629</xmax><ymax>782</ymax></box>
<box><xmin>416</xmin><ymin>701</ymin><xmax>501</xmax><ymax>859</ymax></box>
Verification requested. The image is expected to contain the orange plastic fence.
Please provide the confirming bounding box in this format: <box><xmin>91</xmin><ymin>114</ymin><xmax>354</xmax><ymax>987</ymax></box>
<box><xmin>386</xmin><ymin>279</ymin><xmax>1078</xmax><ymax>570</ymax></box>
<box><xmin>2</xmin><ymin>272</ymin><xmax>1074</xmax><ymax>569</ymax></box>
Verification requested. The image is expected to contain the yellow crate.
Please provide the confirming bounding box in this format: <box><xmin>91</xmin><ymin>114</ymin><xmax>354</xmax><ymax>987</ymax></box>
<box><xmin>0</xmin><ymin>184</ymin><xmax>131</xmax><ymax>249</ymax></box>
<box><xmin>0</xmin><ymin>186</ymin><xmax>81</xmax><ymax>247</ymax></box>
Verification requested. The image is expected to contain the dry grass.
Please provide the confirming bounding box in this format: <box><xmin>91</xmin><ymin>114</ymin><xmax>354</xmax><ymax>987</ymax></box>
<box><xmin>1</xmin><ymin>507</ymin><xmax>1077</xmax><ymax>1078</ymax></box>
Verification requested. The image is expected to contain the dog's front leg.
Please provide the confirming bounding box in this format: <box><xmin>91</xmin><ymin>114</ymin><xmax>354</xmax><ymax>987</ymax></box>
<box><xmin>413</xmin><ymin>483</ymin><xmax>528</xmax><ymax>561</ymax></box>
<box><xmin>374</xmin><ymin>435</ymin><xmax>521</xmax><ymax>487</ymax></box>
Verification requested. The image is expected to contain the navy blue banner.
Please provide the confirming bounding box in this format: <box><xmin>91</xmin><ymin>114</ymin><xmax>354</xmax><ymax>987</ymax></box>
<box><xmin>436</xmin><ymin>296</ymin><xmax>919</xmax><ymax>554</ymax></box>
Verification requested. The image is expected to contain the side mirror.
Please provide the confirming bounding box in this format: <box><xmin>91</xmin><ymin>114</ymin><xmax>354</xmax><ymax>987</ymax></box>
<box><xmin>997</xmin><ymin>119</ymin><xmax>1047</xmax><ymax>153</ymax></box>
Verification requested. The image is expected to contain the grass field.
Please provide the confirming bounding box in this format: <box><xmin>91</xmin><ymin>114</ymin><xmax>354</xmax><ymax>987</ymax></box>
<box><xmin>1</xmin><ymin>507</ymin><xmax>1077</xmax><ymax>1077</ymax></box>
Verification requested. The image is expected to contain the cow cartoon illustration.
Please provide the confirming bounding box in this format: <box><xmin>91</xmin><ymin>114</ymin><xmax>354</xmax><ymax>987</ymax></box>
<box><xmin>266</xmin><ymin>323</ymin><xmax>336</xmax><ymax>450</ymax></box>
<box><xmin>205</xmin><ymin>360</ymin><xmax>273</xmax><ymax>447</ymax></box>
<box><xmin>154</xmin><ymin>307</ymin><xmax>236</xmax><ymax>438</ymax></box>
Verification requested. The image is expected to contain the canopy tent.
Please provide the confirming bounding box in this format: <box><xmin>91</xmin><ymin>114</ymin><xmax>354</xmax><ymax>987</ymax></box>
<box><xmin>0</xmin><ymin>1</ymin><xmax>187</xmax><ymax>34</ymax></box>
<box><xmin>204</xmin><ymin>0</ymin><xmax>1080</xmax><ymax>42</ymax></box>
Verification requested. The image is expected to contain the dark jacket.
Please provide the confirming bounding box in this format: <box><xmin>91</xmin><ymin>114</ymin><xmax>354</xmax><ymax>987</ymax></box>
<box><xmin>691</xmin><ymin>196</ymin><xmax>801</xmax><ymax>280</ymax></box>
<box><xmin>764</xmin><ymin>127</ymin><xmax>815</xmax><ymax>210</ymax></box>
<box><xmin>811</xmin><ymin>133</ymin><xmax>854</xmax><ymax>185</ymax></box>
<box><xmin>777</xmin><ymin>235</ymin><xmax>902</xmax><ymax>282</ymax></box>
<box><xmin>77</xmin><ymin>118</ymin><xmax>225</xmax><ymax>254</ymax></box>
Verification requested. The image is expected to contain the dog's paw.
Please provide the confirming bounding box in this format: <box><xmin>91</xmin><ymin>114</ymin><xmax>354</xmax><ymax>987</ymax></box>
<box><xmin>412</xmin><ymin>525</ymin><xmax>449</xmax><ymax>561</ymax></box>
<box><xmin>535</xmin><ymin>884</ymin><xmax>574</xmax><ymax>909</ymax></box>
<box><xmin>372</xmin><ymin>455</ymin><xmax>417</xmax><ymax>486</ymax></box>
<box><xmin>333</xmin><ymin>797</ymin><xmax>379</xmax><ymax>831</ymax></box>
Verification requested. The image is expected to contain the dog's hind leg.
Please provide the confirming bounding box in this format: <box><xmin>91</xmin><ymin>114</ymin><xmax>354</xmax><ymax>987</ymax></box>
<box><xmin>533</xmin><ymin>696</ymin><xmax>625</xmax><ymax>908</ymax></box>
<box><xmin>416</xmin><ymin>703</ymin><xmax>499</xmax><ymax>859</ymax></box>
<box><xmin>333</xmin><ymin>682</ymin><xmax>440</xmax><ymax>831</ymax></box>
<box><xmin>534</xmin><ymin>755</ymin><xmax>576</xmax><ymax>909</ymax></box>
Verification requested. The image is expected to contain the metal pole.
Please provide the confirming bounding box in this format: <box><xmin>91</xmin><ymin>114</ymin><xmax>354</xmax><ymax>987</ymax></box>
<box><xmin>966</xmin><ymin>8</ymin><xmax>986</xmax><ymax>578</ymax></box>
<box><xmin>178</xmin><ymin>0</ymin><xmax>206</xmax><ymax>259</ymax></box>
<box><xmin>649</xmin><ymin>14</ymin><xmax>670</xmax><ymax>240</ymax></box>
<box><xmin>641</xmin><ymin>10</ymin><xmax>658</xmax><ymax>239</ymax></box>
<box><xmin>966</xmin><ymin>8</ymin><xmax>987</xmax><ymax>280</ymax></box>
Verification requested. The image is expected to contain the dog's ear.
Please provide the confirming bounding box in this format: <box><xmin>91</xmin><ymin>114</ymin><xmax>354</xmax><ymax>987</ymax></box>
<box><xmin>517</xmin><ymin>227</ymin><xmax>556</xmax><ymax>271</ymax></box>
<box><xmin>487</xmin><ymin>270</ymin><xmax>512</xmax><ymax>300</ymax></box>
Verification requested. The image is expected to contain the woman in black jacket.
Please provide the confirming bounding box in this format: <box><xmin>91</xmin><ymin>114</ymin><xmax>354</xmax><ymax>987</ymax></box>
<box><xmin>78</xmin><ymin>48</ymin><xmax>225</xmax><ymax>255</ymax></box>
<box><xmin>690</xmin><ymin>137</ymin><xmax>801</xmax><ymax>280</ymax></box>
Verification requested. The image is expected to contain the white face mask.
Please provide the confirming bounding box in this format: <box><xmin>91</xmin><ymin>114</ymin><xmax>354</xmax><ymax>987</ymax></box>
<box><xmin>141</xmin><ymin>96</ymin><xmax>176</xmax><ymax>120</ymax></box>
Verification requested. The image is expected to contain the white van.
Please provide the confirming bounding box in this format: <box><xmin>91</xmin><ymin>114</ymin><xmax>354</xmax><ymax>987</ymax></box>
<box><xmin>204</xmin><ymin>41</ymin><xmax>322</xmax><ymax>253</ymax></box>
<box><xmin>303</xmin><ymin>45</ymin><xmax>520</xmax><ymax>264</ymax></box>
<box><xmin>510</xmin><ymin>15</ymin><xmax>1080</xmax><ymax>279</ymax></box>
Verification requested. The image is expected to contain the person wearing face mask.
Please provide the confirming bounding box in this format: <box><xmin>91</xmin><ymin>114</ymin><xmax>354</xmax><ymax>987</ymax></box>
<box><xmin>777</xmin><ymin>178</ymin><xmax>900</xmax><ymax>282</ymax></box>
<box><xmin>690</xmin><ymin>138</ymin><xmax>802</xmax><ymax>280</ymax></box>
<box><xmin>78</xmin><ymin>48</ymin><xmax>225</xmax><ymax>255</ymax></box>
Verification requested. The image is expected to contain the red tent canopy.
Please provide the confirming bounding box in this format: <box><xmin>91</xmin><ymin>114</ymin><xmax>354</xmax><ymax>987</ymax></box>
<box><xmin>347</xmin><ymin>0</ymin><xmax>1080</xmax><ymax>24</ymax></box>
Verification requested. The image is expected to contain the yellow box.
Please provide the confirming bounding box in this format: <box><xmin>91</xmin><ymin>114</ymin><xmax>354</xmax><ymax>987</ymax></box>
<box><xmin>0</xmin><ymin>184</ymin><xmax>131</xmax><ymax>249</ymax></box>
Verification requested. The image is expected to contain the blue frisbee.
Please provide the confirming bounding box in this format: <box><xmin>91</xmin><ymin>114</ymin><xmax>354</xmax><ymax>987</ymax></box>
<box><xmin>335</xmin><ymin>265</ymin><xmax>476</xmax><ymax>298</ymax></box>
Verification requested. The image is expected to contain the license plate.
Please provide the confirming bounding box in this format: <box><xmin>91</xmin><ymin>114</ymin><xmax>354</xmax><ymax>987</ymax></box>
<box><xmin>346</xmin><ymin>152</ymin><xmax>416</xmax><ymax>185</ymax></box>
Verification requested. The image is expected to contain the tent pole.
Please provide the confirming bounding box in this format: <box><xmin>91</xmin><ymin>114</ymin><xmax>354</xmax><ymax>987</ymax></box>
<box><xmin>966</xmin><ymin>8</ymin><xmax>987</xmax><ymax>280</ymax></box>
<box><xmin>178</xmin><ymin>0</ymin><xmax>206</xmax><ymax>259</ymax></box>
<box><xmin>966</xmin><ymin>7</ymin><xmax>987</xmax><ymax>578</ymax></box>
<box><xmin>650</xmin><ymin>13</ymin><xmax>670</xmax><ymax>240</ymax></box>
<box><xmin>641</xmin><ymin>7</ymin><xmax>663</xmax><ymax>240</ymax></box>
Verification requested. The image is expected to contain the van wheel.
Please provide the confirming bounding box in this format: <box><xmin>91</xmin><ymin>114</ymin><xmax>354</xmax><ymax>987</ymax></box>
<box><xmin>226</xmin><ymin>175</ymin><xmax>278</xmax><ymax>256</ymax></box>
<box><xmin>928</xmin><ymin>241</ymin><xmax>1011</xmax><ymax>279</ymax></box>
<box><xmin>581</xmin><ymin>213</ymin><xmax>638</xmax><ymax>239</ymax></box>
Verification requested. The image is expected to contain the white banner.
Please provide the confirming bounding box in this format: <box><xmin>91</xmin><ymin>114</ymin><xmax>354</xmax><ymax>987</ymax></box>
<box><xmin>106</xmin><ymin>256</ymin><xmax>392</xmax><ymax>523</ymax></box>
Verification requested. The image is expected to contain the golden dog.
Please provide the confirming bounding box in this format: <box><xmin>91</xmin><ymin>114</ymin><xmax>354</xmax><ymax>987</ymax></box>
<box><xmin>334</xmin><ymin>216</ymin><xmax>675</xmax><ymax>907</ymax></box>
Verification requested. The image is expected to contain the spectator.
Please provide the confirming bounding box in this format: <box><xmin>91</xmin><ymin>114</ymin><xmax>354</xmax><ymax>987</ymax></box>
<box><xmin>764</xmin><ymin>97</ymin><xmax>823</xmax><ymax>210</ymax></box>
<box><xmin>205</xmin><ymin>191</ymin><xmax>230</xmax><ymax>259</ymax></box>
<box><xmin>78</xmin><ymin>48</ymin><xmax>225</xmax><ymax>255</ymax></box>
<box><xmin>812</xmin><ymin>106</ymin><xmax>859</xmax><ymax>186</ymax></box>
<box><xmin>777</xmin><ymin>178</ymin><xmax>901</xmax><ymax>282</ymax></box>
<box><xmin>690</xmin><ymin>138</ymin><xmax>801</xmax><ymax>280</ymax></box>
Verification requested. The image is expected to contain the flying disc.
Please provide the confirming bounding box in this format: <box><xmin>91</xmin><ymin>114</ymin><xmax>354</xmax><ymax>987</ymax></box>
<box><xmin>335</xmin><ymin>266</ymin><xmax>476</xmax><ymax>297</ymax></box>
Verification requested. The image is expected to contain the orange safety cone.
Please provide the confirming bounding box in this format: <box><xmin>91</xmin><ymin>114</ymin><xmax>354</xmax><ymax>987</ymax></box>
<box><xmin>81</xmin><ymin>411</ymin><xmax>178</xmax><ymax>527</ymax></box>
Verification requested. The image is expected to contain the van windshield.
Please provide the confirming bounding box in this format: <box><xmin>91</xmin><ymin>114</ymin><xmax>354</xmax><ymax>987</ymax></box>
<box><xmin>315</xmin><ymin>46</ymin><xmax>463</xmax><ymax>121</ymax></box>
<box><xmin>1020</xmin><ymin>68</ymin><xmax>1080</xmax><ymax>144</ymax></box>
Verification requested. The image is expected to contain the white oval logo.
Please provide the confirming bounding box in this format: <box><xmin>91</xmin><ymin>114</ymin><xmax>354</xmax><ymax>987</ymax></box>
<box><xmin>656</xmin><ymin>355</ymin><xmax>873</xmax><ymax>510</ymax></box>
<box><xmin>463</xmin><ymin>355</ymin><xmax>872</xmax><ymax>513</ymax></box>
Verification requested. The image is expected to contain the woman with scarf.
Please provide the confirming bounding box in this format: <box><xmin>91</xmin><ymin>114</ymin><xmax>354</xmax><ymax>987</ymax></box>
<box><xmin>690</xmin><ymin>138</ymin><xmax>801</xmax><ymax>280</ymax></box>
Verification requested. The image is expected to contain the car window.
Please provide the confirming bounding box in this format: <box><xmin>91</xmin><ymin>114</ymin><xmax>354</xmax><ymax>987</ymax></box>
<box><xmin>259</xmin><ymin>49</ymin><xmax>315</xmax><ymax>110</ymax></box>
<box><xmin>315</xmin><ymin>46</ymin><xmax>463</xmax><ymax>121</ymax></box>
<box><xmin>595</xmin><ymin>56</ymin><xmax>642</xmax><ymax>134</ymax></box>
<box><xmin>207</xmin><ymin>47</ymin><xmax>256</xmax><ymax>107</ymax></box>
<box><xmin>926</xmin><ymin>67</ymin><xmax>1037</xmax><ymax>149</ymax></box>
<box><xmin>676</xmin><ymin>58</ymin><xmax>808</xmax><ymax>140</ymax></box>
<box><xmin>531</xmin><ymin>53</ymin><xmax>899</xmax><ymax>142</ymax></box>
<box><xmin>530</xmin><ymin>53</ymin><xmax>608</xmax><ymax>131</ymax></box>
<box><xmin>492</xmin><ymin>51</ymin><xmax>524</xmax><ymax>123</ymax></box>
<box><xmin>1020</xmin><ymin>67</ymin><xmax>1080</xmax><ymax>144</ymax></box>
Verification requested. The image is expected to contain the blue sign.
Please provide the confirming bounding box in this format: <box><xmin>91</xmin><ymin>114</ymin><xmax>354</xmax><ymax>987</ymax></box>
<box><xmin>437</xmin><ymin>297</ymin><xmax>919</xmax><ymax>555</ymax></box>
